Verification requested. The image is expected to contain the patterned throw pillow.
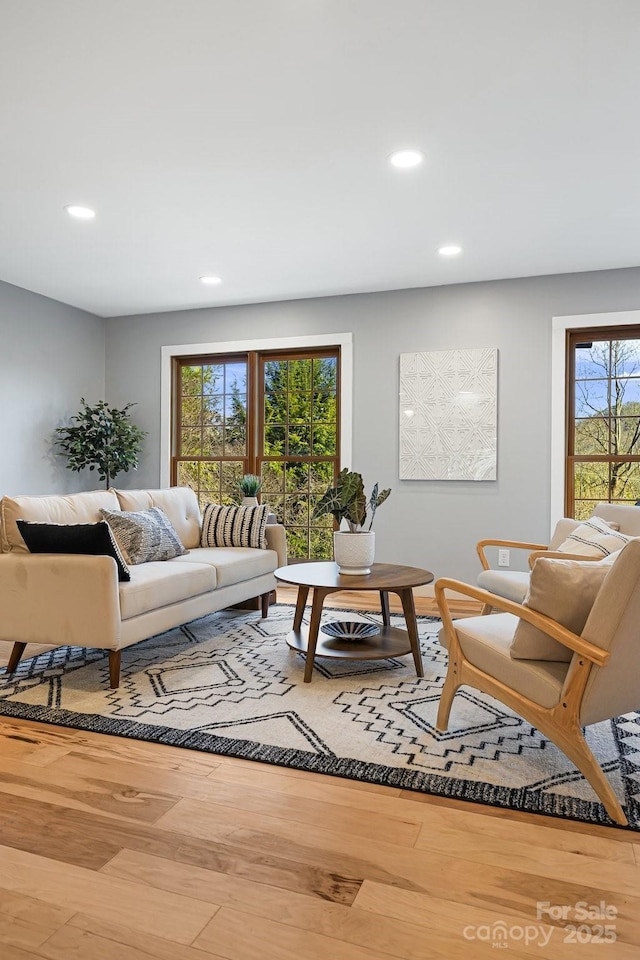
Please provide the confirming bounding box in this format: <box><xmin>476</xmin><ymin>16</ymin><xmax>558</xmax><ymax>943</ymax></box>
<box><xmin>201</xmin><ymin>503</ymin><xmax>269</xmax><ymax>549</ymax></box>
<box><xmin>556</xmin><ymin>516</ymin><xmax>632</xmax><ymax>558</ymax></box>
<box><xmin>16</xmin><ymin>519</ymin><xmax>130</xmax><ymax>582</ymax></box>
<box><xmin>101</xmin><ymin>507</ymin><xmax>187</xmax><ymax>564</ymax></box>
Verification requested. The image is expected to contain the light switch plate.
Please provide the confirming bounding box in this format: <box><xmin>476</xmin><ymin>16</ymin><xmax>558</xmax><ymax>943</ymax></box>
<box><xmin>498</xmin><ymin>549</ymin><xmax>510</xmax><ymax>567</ymax></box>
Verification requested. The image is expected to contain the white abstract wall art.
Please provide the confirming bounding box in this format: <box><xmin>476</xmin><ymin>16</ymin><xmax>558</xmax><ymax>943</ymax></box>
<box><xmin>399</xmin><ymin>348</ymin><xmax>498</xmax><ymax>481</ymax></box>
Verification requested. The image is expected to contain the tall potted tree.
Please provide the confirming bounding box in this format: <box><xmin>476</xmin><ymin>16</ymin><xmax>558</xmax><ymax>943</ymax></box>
<box><xmin>312</xmin><ymin>468</ymin><xmax>391</xmax><ymax>574</ymax></box>
<box><xmin>54</xmin><ymin>398</ymin><xmax>147</xmax><ymax>489</ymax></box>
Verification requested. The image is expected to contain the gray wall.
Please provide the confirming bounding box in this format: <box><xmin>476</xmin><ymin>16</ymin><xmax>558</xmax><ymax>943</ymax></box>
<box><xmin>0</xmin><ymin>280</ymin><xmax>105</xmax><ymax>496</ymax></box>
<box><xmin>105</xmin><ymin>267</ymin><xmax>640</xmax><ymax>582</ymax></box>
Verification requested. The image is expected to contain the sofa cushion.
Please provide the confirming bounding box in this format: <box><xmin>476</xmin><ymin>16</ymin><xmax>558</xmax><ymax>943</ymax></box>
<box><xmin>113</xmin><ymin>487</ymin><xmax>202</xmax><ymax>550</ymax></box>
<box><xmin>101</xmin><ymin>507</ymin><xmax>187</xmax><ymax>564</ymax></box>
<box><xmin>1</xmin><ymin>490</ymin><xmax>121</xmax><ymax>554</ymax></box>
<box><xmin>201</xmin><ymin>503</ymin><xmax>269</xmax><ymax>549</ymax></box>
<box><xmin>16</xmin><ymin>519</ymin><xmax>130</xmax><ymax>582</ymax></box>
<box><xmin>171</xmin><ymin>546</ymin><xmax>277</xmax><ymax>587</ymax></box>
<box><xmin>510</xmin><ymin>557</ymin><xmax>610</xmax><ymax>662</ymax></box>
<box><xmin>119</xmin><ymin>560</ymin><xmax>216</xmax><ymax>620</ymax></box>
<box><xmin>556</xmin><ymin>516</ymin><xmax>631</xmax><ymax>558</ymax></box>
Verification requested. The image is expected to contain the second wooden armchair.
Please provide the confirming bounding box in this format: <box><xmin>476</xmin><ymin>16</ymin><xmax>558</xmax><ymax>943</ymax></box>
<box><xmin>476</xmin><ymin>502</ymin><xmax>640</xmax><ymax>614</ymax></box>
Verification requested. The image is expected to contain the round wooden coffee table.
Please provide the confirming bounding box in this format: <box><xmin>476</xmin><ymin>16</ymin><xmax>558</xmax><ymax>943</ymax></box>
<box><xmin>274</xmin><ymin>562</ymin><xmax>434</xmax><ymax>683</ymax></box>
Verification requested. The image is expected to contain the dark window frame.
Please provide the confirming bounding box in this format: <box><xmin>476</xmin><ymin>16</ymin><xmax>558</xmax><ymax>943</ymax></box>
<box><xmin>565</xmin><ymin>325</ymin><xmax>640</xmax><ymax>517</ymax></box>
<box><xmin>171</xmin><ymin>346</ymin><xmax>341</xmax><ymax>559</ymax></box>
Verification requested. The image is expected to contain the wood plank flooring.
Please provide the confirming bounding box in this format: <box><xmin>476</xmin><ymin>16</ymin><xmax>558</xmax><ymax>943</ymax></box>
<box><xmin>0</xmin><ymin>592</ymin><xmax>638</xmax><ymax>958</ymax></box>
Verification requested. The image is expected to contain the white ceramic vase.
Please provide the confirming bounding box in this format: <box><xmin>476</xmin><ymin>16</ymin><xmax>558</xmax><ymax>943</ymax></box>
<box><xmin>333</xmin><ymin>530</ymin><xmax>375</xmax><ymax>576</ymax></box>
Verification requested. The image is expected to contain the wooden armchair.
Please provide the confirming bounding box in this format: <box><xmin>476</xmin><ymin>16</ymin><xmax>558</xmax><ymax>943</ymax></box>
<box><xmin>477</xmin><ymin>503</ymin><xmax>640</xmax><ymax>614</ymax></box>
<box><xmin>476</xmin><ymin>518</ymin><xmax>582</xmax><ymax>614</ymax></box>
<box><xmin>437</xmin><ymin>540</ymin><xmax>640</xmax><ymax>826</ymax></box>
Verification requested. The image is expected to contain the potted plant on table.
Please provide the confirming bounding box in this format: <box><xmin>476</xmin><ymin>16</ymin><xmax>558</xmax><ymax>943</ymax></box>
<box><xmin>237</xmin><ymin>473</ymin><xmax>262</xmax><ymax>506</ymax></box>
<box><xmin>312</xmin><ymin>468</ymin><xmax>391</xmax><ymax>575</ymax></box>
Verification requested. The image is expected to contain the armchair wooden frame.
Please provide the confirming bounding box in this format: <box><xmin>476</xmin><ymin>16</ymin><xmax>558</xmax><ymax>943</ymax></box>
<box><xmin>476</xmin><ymin>538</ymin><xmax>546</xmax><ymax>614</ymax></box>
<box><xmin>435</xmin><ymin>578</ymin><xmax>626</xmax><ymax>826</ymax></box>
<box><xmin>476</xmin><ymin>538</ymin><xmax>548</xmax><ymax>572</ymax></box>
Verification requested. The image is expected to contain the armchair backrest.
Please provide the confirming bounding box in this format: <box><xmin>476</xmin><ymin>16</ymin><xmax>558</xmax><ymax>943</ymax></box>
<box><xmin>548</xmin><ymin>517</ymin><xmax>581</xmax><ymax>550</ymax></box>
<box><xmin>547</xmin><ymin>503</ymin><xmax>640</xmax><ymax>552</ymax></box>
<box><xmin>592</xmin><ymin>502</ymin><xmax>640</xmax><ymax>537</ymax></box>
<box><xmin>579</xmin><ymin>538</ymin><xmax>640</xmax><ymax>726</ymax></box>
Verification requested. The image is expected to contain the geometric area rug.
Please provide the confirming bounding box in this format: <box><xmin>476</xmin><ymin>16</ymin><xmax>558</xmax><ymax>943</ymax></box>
<box><xmin>0</xmin><ymin>603</ymin><xmax>638</xmax><ymax>831</ymax></box>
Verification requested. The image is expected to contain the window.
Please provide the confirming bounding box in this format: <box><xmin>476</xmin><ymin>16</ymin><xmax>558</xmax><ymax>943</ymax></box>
<box><xmin>172</xmin><ymin>347</ymin><xmax>340</xmax><ymax>559</ymax></box>
<box><xmin>566</xmin><ymin>327</ymin><xmax>640</xmax><ymax>518</ymax></box>
<box><xmin>174</xmin><ymin>355</ymin><xmax>249</xmax><ymax>503</ymax></box>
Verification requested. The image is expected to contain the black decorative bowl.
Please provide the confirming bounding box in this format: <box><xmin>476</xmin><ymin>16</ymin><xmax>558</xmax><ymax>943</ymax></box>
<box><xmin>321</xmin><ymin>620</ymin><xmax>379</xmax><ymax>640</ymax></box>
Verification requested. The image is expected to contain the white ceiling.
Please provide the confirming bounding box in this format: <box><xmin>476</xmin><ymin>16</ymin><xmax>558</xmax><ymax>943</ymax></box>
<box><xmin>2</xmin><ymin>0</ymin><xmax>640</xmax><ymax>318</ymax></box>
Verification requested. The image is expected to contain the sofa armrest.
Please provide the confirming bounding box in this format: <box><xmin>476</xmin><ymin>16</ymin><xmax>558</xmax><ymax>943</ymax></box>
<box><xmin>265</xmin><ymin>524</ymin><xmax>287</xmax><ymax>568</ymax></box>
<box><xmin>0</xmin><ymin>554</ymin><xmax>121</xmax><ymax>650</ymax></box>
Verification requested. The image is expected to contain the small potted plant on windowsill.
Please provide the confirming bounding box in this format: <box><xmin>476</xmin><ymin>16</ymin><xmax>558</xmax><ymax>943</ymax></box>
<box><xmin>311</xmin><ymin>468</ymin><xmax>391</xmax><ymax>575</ymax></box>
<box><xmin>237</xmin><ymin>474</ymin><xmax>262</xmax><ymax>507</ymax></box>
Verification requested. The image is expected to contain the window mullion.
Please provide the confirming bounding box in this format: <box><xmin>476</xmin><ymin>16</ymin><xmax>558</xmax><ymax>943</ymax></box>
<box><xmin>247</xmin><ymin>351</ymin><xmax>259</xmax><ymax>474</ymax></box>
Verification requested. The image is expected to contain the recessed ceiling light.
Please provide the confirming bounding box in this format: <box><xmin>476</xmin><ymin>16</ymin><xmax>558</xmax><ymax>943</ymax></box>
<box><xmin>200</xmin><ymin>275</ymin><xmax>222</xmax><ymax>285</ymax></box>
<box><xmin>64</xmin><ymin>204</ymin><xmax>95</xmax><ymax>220</ymax></box>
<box><xmin>438</xmin><ymin>244</ymin><xmax>463</xmax><ymax>257</ymax></box>
<box><xmin>389</xmin><ymin>149</ymin><xmax>424</xmax><ymax>169</ymax></box>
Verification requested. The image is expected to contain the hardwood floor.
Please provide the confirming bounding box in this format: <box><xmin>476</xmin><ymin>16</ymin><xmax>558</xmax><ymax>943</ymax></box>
<box><xmin>0</xmin><ymin>592</ymin><xmax>638</xmax><ymax>959</ymax></box>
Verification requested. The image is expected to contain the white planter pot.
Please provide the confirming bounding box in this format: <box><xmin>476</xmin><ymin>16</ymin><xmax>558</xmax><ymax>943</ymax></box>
<box><xmin>333</xmin><ymin>531</ymin><xmax>375</xmax><ymax>576</ymax></box>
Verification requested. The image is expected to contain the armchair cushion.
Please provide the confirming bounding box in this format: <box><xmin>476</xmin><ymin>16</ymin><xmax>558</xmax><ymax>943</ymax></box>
<box><xmin>510</xmin><ymin>558</ymin><xmax>610</xmax><ymax>662</ymax></box>
<box><xmin>439</xmin><ymin>613</ymin><xmax>569</xmax><ymax>708</ymax></box>
<box><xmin>476</xmin><ymin>569</ymin><xmax>530</xmax><ymax>604</ymax></box>
<box><xmin>555</xmin><ymin>516</ymin><xmax>630</xmax><ymax>558</ymax></box>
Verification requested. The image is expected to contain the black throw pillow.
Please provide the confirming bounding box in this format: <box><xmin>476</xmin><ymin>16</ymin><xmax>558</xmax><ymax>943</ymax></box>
<box><xmin>16</xmin><ymin>519</ymin><xmax>131</xmax><ymax>582</ymax></box>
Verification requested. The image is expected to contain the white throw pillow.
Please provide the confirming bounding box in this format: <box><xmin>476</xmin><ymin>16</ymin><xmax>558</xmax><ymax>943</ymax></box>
<box><xmin>555</xmin><ymin>516</ymin><xmax>631</xmax><ymax>558</ymax></box>
<box><xmin>510</xmin><ymin>557</ymin><xmax>611</xmax><ymax>662</ymax></box>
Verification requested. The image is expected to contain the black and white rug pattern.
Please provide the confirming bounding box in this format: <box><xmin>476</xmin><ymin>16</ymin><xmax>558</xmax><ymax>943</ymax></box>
<box><xmin>1</xmin><ymin>603</ymin><xmax>638</xmax><ymax>829</ymax></box>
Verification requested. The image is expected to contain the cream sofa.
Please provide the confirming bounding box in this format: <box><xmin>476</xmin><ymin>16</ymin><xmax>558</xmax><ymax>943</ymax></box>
<box><xmin>0</xmin><ymin>486</ymin><xmax>287</xmax><ymax>688</ymax></box>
